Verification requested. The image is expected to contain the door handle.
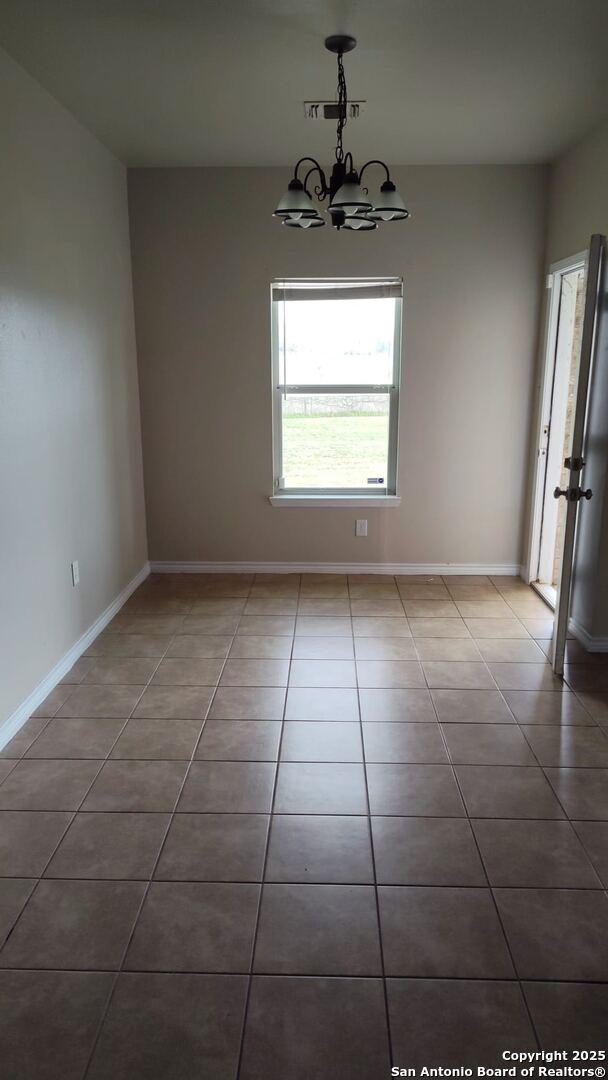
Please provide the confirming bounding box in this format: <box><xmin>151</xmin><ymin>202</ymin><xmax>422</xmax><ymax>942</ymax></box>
<box><xmin>554</xmin><ymin>486</ymin><xmax>593</xmax><ymax>501</ymax></box>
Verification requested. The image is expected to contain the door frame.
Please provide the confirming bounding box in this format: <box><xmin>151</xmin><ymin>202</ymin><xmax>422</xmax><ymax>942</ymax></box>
<box><xmin>525</xmin><ymin>250</ymin><xmax>587</xmax><ymax>598</ymax></box>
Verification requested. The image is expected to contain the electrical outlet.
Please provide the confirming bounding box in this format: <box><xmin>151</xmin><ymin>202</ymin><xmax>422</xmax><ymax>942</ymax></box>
<box><xmin>355</xmin><ymin>519</ymin><xmax>368</xmax><ymax>537</ymax></box>
<box><xmin>71</xmin><ymin>560</ymin><xmax>80</xmax><ymax>586</ymax></box>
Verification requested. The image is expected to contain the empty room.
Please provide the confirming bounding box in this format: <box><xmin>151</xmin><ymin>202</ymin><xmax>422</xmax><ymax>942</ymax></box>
<box><xmin>1</xmin><ymin>1</ymin><xmax>608</xmax><ymax>1075</ymax></box>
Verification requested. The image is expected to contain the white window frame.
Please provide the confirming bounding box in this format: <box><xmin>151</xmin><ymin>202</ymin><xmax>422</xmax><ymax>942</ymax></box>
<box><xmin>269</xmin><ymin>277</ymin><xmax>403</xmax><ymax>507</ymax></box>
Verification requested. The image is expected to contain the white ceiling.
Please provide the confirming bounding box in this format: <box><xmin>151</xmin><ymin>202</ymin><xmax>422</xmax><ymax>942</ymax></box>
<box><xmin>1</xmin><ymin>0</ymin><xmax>607</xmax><ymax>167</ymax></box>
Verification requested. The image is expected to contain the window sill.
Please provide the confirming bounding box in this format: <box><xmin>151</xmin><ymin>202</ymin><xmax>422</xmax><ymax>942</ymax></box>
<box><xmin>269</xmin><ymin>495</ymin><xmax>402</xmax><ymax>508</ymax></box>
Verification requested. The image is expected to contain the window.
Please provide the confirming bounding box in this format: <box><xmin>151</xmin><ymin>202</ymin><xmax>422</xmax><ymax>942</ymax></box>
<box><xmin>270</xmin><ymin>278</ymin><xmax>402</xmax><ymax>503</ymax></box>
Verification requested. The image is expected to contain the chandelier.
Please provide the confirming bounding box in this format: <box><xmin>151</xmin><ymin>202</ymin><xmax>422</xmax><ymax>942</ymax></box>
<box><xmin>274</xmin><ymin>35</ymin><xmax>409</xmax><ymax>231</ymax></box>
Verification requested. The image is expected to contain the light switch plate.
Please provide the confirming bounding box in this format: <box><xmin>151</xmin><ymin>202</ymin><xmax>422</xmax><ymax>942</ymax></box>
<box><xmin>355</xmin><ymin>519</ymin><xmax>368</xmax><ymax>537</ymax></box>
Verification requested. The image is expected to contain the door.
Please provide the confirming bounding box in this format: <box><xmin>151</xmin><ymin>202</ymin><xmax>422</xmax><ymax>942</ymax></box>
<box><xmin>552</xmin><ymin>234</ymin><xmax>606</xmax><ymax>674</ymax></box>
<box><xmin>535</xmin><ymin>261</ymin><xmax>586</xmax><ymax>603</ymax></box>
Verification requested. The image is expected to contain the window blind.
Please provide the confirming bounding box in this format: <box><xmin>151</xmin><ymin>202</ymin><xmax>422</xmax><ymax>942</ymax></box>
<box><xmin>272</xmin><ymin>280</ymin><xmax>402</xmax><ymax>302</ymax></box>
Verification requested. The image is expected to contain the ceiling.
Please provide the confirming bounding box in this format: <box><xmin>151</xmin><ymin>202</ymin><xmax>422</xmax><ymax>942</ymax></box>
<box><xmin>1</xmin><ymin>0</ymin><xmax>607</xmax><ymax>167</ymax></box>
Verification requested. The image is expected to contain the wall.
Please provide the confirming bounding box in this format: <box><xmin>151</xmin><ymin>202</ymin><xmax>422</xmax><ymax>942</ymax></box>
<box><xmin>129</xmin><ymin>165</ymin><xmax>547</xmax><ymax>568</ymax></box>
<box><xmin>546</xmin><ymin>120</ymin><xmax>608</xmax><ymax>264</ymax></box>
<box><xmin>0</xmin><ymin>47</ymin><xmax>148</xmax><ymax>725</ymax></box>
<box><xmin>544</xmin><ymin>119</ymin><xmax>608</xmax><ymax>639</ymax></box>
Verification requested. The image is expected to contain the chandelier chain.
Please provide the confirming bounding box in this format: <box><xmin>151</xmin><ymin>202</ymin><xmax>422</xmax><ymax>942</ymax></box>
<box><xmin>335</xmin><ymin>50</ymin><xmax>348</xmax><ymax>163</ymax></box>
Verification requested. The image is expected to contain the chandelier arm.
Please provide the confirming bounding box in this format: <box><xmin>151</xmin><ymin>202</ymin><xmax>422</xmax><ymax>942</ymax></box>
<box><xmin>294</xmin><ymin>156</ymin><xmax>325</xmax><ymax>182</ymax></box>
<box><xmin>303</xmin><ymin>165</ymin><xmax>329</xmax><ymax>201</ymax></box>
<box><xmin>358</xmin><ymin>160</ymin><xmax>392</xmax><ymax>188</ymax></box>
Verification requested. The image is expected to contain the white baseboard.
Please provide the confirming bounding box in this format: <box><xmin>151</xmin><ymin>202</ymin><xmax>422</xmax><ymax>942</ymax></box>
<box><xmin>149</xmin><ymin>560</ymin><xmax>522</xmax><ymax>576</ymax></box>
<box><xmin>568</xmin><ymin>616</ymin><xmax>608</xmax><ymax>652</ymax></box>
<box><xmin>0</xmin><ymin>562</ymin><xmax>150</xmax><ymax>752</ymax></box>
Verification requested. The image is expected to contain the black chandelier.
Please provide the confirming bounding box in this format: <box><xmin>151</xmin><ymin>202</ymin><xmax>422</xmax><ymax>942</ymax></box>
<box><xmin>274</xmin><ymin>35</ymin><xmax>409</xmax><ymax>231</ymax></box>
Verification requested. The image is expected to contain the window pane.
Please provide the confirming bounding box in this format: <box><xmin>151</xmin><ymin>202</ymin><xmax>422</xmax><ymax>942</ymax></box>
<box><xmin>281</xmin><ymin>393</ymin><xmax>390</xmax><ymax>489</ymax></box>
<box><xmin>278</xmin><ymin>297</ymin><xmax>395</xmax><ymax>385</ymax></box>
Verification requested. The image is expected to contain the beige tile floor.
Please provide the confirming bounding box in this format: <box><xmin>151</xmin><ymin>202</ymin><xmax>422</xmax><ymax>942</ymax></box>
<box><xmin>0</xmin><ymin>572</ymin><xmax>607</xmax><ymax>1078</ymax></box>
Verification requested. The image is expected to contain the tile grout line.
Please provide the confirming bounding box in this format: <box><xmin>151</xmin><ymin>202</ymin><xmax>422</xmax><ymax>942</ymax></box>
<box><xmin>8</xmin><ymin>807</ymin><xmax>608</xmax><ymax>818</ymax></box>
<box><xmin>2</xmin><ymin>872</ymin><xmax>604</xmax><ymax>889</ymax></box>
<box><xmin>3</xmin><ymin>965</ymin><xmax>608</xmax><ymax>982</ymax></box>
<box><xmin>352</xmin><ymin>573</ymin><xmax>396</xmax><ymax>1069</ymax></box>
<box><xmin>11</xmin><ymin>754</ymin><xmax>608</xmax><ymax>769</ymax></box>
<box><xmin>1</xmin><ymin>875</ymin><xmax>606</xmax><ymax>891</ymax></box>
<box><xmin>233</xmin><ymin>576</ymin><xmax>298</xmax><ymax>1080</ymax></box>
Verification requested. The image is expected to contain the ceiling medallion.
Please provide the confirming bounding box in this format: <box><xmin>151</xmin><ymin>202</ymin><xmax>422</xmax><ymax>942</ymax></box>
<box><xmin>274</xmin><ymin>35</ymin><xmax>409</xmax><ymax>231</ymax></box>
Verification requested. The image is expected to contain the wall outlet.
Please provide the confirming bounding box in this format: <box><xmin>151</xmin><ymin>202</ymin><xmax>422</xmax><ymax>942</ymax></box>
<box><xmin>355</xmin><ymin>519</ymin><xmax>368</xmax><ymax>537</ymax></box>
<box><xmin>71</xmin><ymin>560</ymin><xmax>80</xmax><ymax>586</ymax></box>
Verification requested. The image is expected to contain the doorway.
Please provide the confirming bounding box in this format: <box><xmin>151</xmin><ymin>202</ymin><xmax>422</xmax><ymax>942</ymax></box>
<box><xmin>529</xmin><ymin>254</ymin><xmax>586</xmax><ymax>607</ymax></box>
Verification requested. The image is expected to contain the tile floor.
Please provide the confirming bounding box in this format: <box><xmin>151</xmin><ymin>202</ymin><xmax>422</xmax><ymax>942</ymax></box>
<box><xmin>1</xmin><ymin>572</ymin><xmax>607</xmax><ymax>1078</ymax></box>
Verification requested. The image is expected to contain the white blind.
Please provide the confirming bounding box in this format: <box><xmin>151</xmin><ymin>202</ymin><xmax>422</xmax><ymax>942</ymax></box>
<box><xmin>272</xmin><ymin>280</ymin><xmax>402</xmax><ymax>302</ymax></box>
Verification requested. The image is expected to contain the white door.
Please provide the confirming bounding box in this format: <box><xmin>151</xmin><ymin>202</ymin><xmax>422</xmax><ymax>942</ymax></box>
<box><xmin>536</xmin><ymin>261</ymin><xmax>586</xmax><ymax>597</ymax></box>
<box><xmin>552</xmin><ymin>234</ymin><xmax>607</xmax><ymax>674</ymax></box>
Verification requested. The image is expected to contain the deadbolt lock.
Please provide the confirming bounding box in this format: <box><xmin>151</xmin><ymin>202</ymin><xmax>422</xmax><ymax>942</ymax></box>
<box><xmin>554</xmin><ymin>486</ymin><xmax>593</xmax><ymax>502</ymax></box>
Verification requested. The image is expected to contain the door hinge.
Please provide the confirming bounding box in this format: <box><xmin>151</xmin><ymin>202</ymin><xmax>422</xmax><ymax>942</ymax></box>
<box><xmin>546</xmin><ymin>275</ymin><xmax>553</xmax><ymax>290</ymax></box>
<box><xmin>565</xmin><ymin>456</ymin><xmax>585</xmax><ymax>471</ymax></box>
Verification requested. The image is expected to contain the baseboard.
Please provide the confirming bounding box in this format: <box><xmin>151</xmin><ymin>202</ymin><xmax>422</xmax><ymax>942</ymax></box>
<box><xmin>0</xmin><ymin>562</ymin><xmax>150</xmax><ymax>752</ymax></box>
<box><xmin>150</xmin><ymin>560</ymin><xmax>522</xmax><ymax>576</ymax></box>
<box><xmin>568</xmin><ymin>616</ymin><xmax>608</xmax><ymax>652</ymax></box>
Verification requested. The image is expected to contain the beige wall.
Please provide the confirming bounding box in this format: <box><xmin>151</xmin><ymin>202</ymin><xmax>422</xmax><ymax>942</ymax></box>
<box><xmin>543</xmin><ymin>119</ymin><xmax>608</xmax><ymax>638</ymax></box>
<box><xmin>0</xmin><ymin>48</ymin><xmax>148</xmax><ymax>724</ymax></box>
<box><xmin>129</xmin><ymin>165</ymin><xmax>547</xmax><ymax>567</ymax></box>
<box><xmin>547</xmin><ymin>120</ymin><xmax>608</xmax><ymax>264</ymax></box>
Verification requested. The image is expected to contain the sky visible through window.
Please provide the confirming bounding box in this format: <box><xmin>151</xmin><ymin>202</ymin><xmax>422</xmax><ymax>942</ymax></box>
<box><xmin>278</xmin><ymin>297</ymin><xmax>395</xmax><ymax>385</ymax></box>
